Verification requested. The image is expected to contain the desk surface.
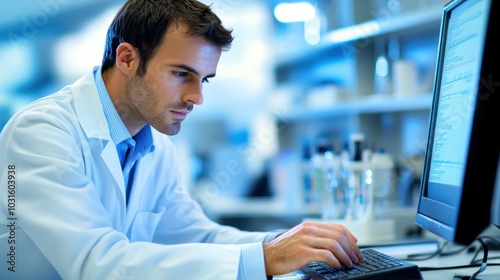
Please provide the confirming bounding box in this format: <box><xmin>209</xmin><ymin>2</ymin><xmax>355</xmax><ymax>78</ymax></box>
<box><xmin>374</xmin><ymin>240</ymin><xmax>500</xmax><ymax>280</ymax></box>
<box><xmin>412</xmin><ymin>248</ymin><xmax>500</xmax><ymax>280</ymax></box>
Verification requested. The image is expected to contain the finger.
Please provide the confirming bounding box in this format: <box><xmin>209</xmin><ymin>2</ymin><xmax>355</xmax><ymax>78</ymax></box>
<box><xmin>305</xmin><ymin>235</ymin><xmax>354</xmax><ymax>268</ymax></box>
<box><xmin>336</xmin><ymin>229</ymin><xmax>364</xmax><ymax>263</ymax></box>
<box><xmin>331</xmin><ymin>239</ymin><xmax>356</xmax><ymax>268</ymax></box>
<box><xmin>298</xmin><ymin>222</ymin><xmax>364</xmax><ymax>266</ymax></box>
<box><xmin>307</xmin><ymin>223</ymin><xmax>363</xmax><ymax>262</ymax></box>
<box><xmin>325</xmin><ymin>230</ymin><xmax>363</xmax><ymax>265</ymax></box>
<box><xmin>337</xmin><ymin>235</ymin><xmax>363</xmax><ymax>264</ymax></box>
<box><xmin>316</xmin><ymin>249</ymin><xmax>342</xmax><ymax>270</ymax></box>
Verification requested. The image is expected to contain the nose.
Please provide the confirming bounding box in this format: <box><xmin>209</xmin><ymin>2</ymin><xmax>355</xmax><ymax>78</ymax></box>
<box><xmin>183</xmin><ymin>82</ymin><xmax>204</xmax><ymax>105</ymax></box>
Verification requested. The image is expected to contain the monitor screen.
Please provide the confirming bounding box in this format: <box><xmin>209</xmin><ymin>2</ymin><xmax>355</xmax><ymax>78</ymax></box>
<box><xmin>415</xmin><ymin>0</ymin><xmax>500</xmax><ymax>246</ymax></box>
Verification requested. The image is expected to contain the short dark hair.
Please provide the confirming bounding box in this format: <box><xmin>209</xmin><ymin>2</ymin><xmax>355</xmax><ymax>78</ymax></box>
<box><xmin>101</xmin><ymin>0</ymin><xmax>234</xmax><ymax>76</ymax></box>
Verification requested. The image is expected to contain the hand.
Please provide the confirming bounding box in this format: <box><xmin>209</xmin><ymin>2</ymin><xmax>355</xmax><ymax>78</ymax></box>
<box><xmin>262</xmin><ymin>221</ymin><xmax>364</xmax><ymax>276</ymax></box>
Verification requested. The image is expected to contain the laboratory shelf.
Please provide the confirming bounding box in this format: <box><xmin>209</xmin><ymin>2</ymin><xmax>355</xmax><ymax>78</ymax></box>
<box><xmin>280</xmin><ymin>93</ymin><xmax>433</xmax><ymax>121</ymax></box>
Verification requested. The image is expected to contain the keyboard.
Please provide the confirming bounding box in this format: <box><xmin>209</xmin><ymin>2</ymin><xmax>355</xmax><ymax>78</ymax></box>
<box><xmin>291</xmin><ymin>249</ymin><xmax>422</xmax><ymax>280</ymax></box>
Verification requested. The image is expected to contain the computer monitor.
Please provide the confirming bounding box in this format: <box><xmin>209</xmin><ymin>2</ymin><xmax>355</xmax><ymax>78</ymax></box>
<box><xmin>415</xmin><ymin>0</ymin><xmax>500</xmax><ymax>246</ymax></box>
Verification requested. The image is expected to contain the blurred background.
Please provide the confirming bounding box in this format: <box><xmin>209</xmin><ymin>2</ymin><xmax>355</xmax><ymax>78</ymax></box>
<box><xmin>0</xmin><ymin>0</ymin><xmax>447</xmax><ymax>233</ymax></box>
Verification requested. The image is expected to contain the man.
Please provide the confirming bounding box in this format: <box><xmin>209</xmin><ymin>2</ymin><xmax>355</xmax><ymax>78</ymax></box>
<box><xmin>0</xmin><ymin>0</ymin><xmax>363</xmax><ymax>279</ymax></box>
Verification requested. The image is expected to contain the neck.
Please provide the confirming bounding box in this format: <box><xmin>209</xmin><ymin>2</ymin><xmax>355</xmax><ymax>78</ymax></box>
<box><xmin>102</xmin><ymin>68</ymin><xmax>146</xmax><ymax>137</ymax></box>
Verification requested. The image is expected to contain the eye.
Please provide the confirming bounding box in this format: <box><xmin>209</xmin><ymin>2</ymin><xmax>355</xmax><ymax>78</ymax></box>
<box><xmin>174</xmin><ymin>71</ymin><xmax>189</xmax><ymax>78</ymax></box>
<box><xmin>202</xmin><ymin>77</ymin><xmax>210</xmax><ymax>84</ymax></box>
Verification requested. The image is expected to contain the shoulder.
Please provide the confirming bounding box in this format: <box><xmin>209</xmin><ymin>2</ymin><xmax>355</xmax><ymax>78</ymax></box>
<box><xmin>0</xmin><ymin>72</ymin><xmax>99</xmax><ymax>149</ymax></box>
<box><xmin>6</xmin><ymin>89</ymin><xmax>76</xmax><ymax>131</ymax></box>
<box><xmin>6</xmin><ymin>70</ymin><xmax>98</xmax><ymax>127</ymax></box>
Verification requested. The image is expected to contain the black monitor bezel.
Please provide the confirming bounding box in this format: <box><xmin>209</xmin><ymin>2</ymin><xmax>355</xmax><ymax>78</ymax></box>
<box><xmin>415</xmin><ymin>0</ymin><xmax>500</xmax><ymax>246</ymax></box>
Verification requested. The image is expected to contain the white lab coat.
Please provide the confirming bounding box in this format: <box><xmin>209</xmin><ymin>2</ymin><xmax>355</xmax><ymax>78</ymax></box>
<box><xmin>0</xmin><ymin>69</ymin><xmax>270</xmax><ymax>280</ymax></box>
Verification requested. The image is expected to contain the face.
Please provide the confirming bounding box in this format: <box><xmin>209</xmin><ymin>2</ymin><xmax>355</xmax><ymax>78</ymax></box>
<box><xmin>124</xmin><ymin>24</ymin><xmax>222</xmax><ymax>135</ymax></box>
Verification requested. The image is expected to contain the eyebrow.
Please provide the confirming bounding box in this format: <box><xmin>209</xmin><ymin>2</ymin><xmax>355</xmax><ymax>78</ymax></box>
<box><xmin>173</xmin><ymin>64</ymin><xmax>216</xmax><ymax>78</ymax></box>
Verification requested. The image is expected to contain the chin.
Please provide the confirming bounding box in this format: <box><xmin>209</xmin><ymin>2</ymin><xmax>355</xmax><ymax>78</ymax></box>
<box><xmin>154</xmin><ymin>122</ymin><xmax>181</xmax><ymax>135</ymax></box>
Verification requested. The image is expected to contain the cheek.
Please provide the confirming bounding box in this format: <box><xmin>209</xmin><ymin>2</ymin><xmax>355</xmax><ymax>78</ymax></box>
<box><xmin>138</xmin><ymin>73</ymin><xmax>180</xmax><ymax>112</ymax></box>
<box><xmin>151</xmin><ymin>82</ymin><xmax>174</xmax><ymax>106</ymax></box>
<box><xmin>145</xmin><ymin>73</ymin><xmax>165</xmax><ymax>92</ymax></box>
<box><xmin>142</xmin><ymin>73</ymin><xmax>164</xmax><ymax>96</ymax></box>
<box><xmin>130</xmin><ymin>78</ymin><xmax>160</xmax><ymax>113</ymax></box>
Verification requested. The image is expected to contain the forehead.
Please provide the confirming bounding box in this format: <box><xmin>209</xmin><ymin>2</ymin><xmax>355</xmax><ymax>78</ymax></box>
<box><xmin>150</xmin><ymin>24</ymin><xmax>222</xmax><ymax>72</ymax></box>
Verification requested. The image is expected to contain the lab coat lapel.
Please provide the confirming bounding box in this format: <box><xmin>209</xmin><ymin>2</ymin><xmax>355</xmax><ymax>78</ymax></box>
<box><xmin>73</xmin><ymin>69</ymin><xmax>127</xmax><ymax>208</ymax></box>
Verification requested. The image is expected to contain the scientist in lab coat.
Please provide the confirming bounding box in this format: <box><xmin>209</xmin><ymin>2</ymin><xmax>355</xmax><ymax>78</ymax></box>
<box><xmin>0</xmin><ymin>0</ymin><xmax>363</xmax><ymax>279</ymax></box>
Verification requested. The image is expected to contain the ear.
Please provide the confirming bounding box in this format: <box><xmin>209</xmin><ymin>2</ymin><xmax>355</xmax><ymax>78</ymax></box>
<box><xmin>115</xmin><ymin>42</ymin><xmax>139</xmax><ymax>77</ymax></box>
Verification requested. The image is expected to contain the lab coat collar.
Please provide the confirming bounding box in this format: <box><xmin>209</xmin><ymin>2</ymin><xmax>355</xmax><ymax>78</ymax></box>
<box><xmin>73</xmin><ymin>67</ymin><xmax>127</xmax><ymax>209</ymax></box>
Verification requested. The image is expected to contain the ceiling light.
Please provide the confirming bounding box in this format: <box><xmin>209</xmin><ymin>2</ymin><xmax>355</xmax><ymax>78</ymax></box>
<box><xmin>274</xmin><ymin>2</ymin><xmax>316</xmax><ymax>23</ymax></box>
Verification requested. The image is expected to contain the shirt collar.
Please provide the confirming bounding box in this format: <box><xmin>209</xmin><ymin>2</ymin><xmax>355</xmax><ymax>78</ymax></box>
<box><xmin>93</xmin><ymin>66</ymin><xmax>154</xmax><ymax>153</ymax></box>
